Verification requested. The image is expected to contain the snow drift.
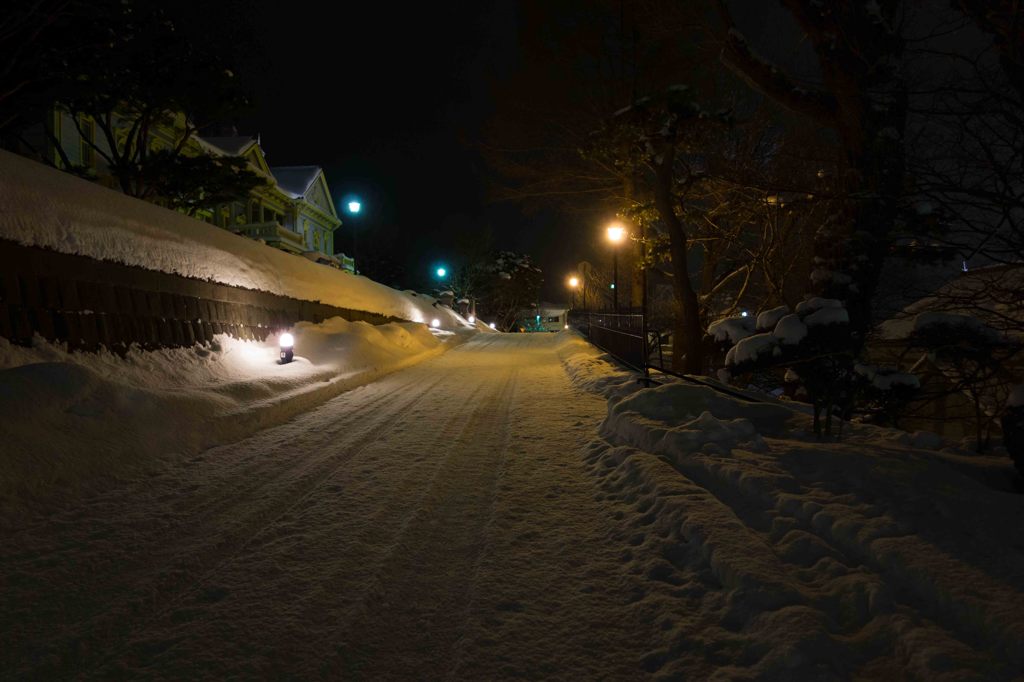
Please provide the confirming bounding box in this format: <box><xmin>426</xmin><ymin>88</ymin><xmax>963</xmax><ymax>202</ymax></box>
<box><xmin>0</xmin><ymin>318</ymin><xmax>456</xmax><ymax>523</ymax></box>
<box><xmin>556</xmin><ymin>331</ymin><xmax>1024</xmax><ymax>679</ymax></box>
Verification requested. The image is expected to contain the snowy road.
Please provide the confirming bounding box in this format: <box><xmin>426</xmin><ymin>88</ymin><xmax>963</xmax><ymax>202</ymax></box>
<box><xmin>6</xmin><ymin>331</ymin><xmax>1023</xmax><ymax>680</ymax></box>
<box><xmin>2</xmin><ymin>333</ymin><xmax>661</xmax><ymax>679</ymax></box>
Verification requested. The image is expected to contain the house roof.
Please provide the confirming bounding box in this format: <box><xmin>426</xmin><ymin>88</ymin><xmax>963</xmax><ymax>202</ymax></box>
<box><xmin>199</xmin><ymin>136</ymin><xmax>258</xmax><ymax>156</ymax></box>
<box><xmin>878</xmin><ymin>264</ymin><xmax>1024</xmax><ymax>340</ymax></box>
<box><xmin>270</xmin><ymin>165</ymin><xmax>322</xmax><ymax>199</ymax></box>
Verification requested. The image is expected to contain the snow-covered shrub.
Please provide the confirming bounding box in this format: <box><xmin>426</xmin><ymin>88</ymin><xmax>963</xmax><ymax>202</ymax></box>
<box><xmin>708</xmin><ymin>315</ymin><xmax>755</xmax><ymax>345</ymax></box>
<box><xmin>755</xmin><ymin>305</ymin><xmax>789</xmax><ymax>332</ymax></box>
<box><xmin>852</xmin><ymin>363</ymin><xmax>920</xmax><ymax>428</ymax></box>
<box><xmin>724</xmin><ymin>296</ymin><xmax>854</xmax><ymax>438</ymax></box>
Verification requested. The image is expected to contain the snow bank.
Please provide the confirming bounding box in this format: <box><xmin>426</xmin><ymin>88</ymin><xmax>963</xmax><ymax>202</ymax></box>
<box><xmin>0</xmin><ymin>318</ymin><xmax>458</xmax><ymax>522</ymax></box>
<box><xmin>0</xmin><ymin>150</ymin><xmax>470</xmax><ymax>330</ymax></box>
<box><xmin>602</xmin><ymin>383</ymin><xmax>801</xmax><ymax>458</ymax></box>
<box><xmin>562</xmin><ymin>339</ymin><xmax>1024</xmax><ymax>678</ymax></box>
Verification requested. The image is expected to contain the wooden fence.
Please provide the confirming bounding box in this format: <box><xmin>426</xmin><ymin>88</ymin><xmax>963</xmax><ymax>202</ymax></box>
<box><xmin>0</xmin><ymin>239</ymin><xmax>401</xmax><ymax>353</ymax></box>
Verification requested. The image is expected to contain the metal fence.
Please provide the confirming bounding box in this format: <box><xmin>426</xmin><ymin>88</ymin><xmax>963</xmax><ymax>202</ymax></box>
<box><xmin>570</xmin><ymin>310</ymin><xmax>764</xmax><ymax>403</ymax></box>
<box><xmin>569</xmin><ymin>311</ymin><xmax>650</xmax><ymax>373</ymax></box>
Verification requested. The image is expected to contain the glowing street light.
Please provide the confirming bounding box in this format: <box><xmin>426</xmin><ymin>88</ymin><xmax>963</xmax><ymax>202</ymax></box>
<box><xmin>606</xmin><ymin>223</ymin><xmax>626</xmax><ymax>313</ymax></box>
<box><xmin>279</xmin><ymin>332</ymin><xmax>294</xmax><ymax>364</ymax></box>
<box><xmin>436</xmin><ymin>266</ymin><xmax>447</xmax><ymax>279</ymax></box>
<box><xmin>567</xmin><ymin>275</ymin><xmax>580</xmax><ymax>310</ymax></box>
<box><xmin>343</xmin><ymin>197</ymin><xmax>363</xmax><ymax>275</ymax></box>
<box><xmin>430</xmin><ymin>318</ymin><xmax>441</xmax><ymax>328</ymax></box>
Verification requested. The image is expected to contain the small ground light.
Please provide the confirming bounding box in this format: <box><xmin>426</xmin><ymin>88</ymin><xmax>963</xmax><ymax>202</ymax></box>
<box><xmin>564</xmin><ymin>324</ymin><xmax>569</xmax><ymax>329</ymax></box>
<box><xmin>430</xmin><ymin>318</ymin><xmax>441</xmax><ymax>328</ymax></box>
<box><xmin>468</xmin><ymin>314</ymin><xmax>476</xmax><ymax>323</ymax></box>
<box><xmin>489</xmin><ymin>322</ymin><xmax>496</xmax><ymax>329</ymax></box>
<box><xmin>279</xmin><ymin>332</ymin><xmax>294</xmax><ymax>364</ymax></box>
<box><xmin>741</xmin><ymin>311</ymin><xmax>749</xmax><ymax>317</ymax></box>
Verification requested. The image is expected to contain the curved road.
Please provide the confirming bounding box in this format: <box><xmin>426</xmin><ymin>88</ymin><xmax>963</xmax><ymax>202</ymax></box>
<box><xmin>2</xmin><ymin>333</ymin><xmax>659</xmax><ymax>679</ymax></box>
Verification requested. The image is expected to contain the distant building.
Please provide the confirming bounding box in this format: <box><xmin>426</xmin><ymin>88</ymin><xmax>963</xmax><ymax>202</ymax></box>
<box><xmin>517</xmin><ymin>303</ymin><xmax>569</xmax><ymax>332</ymax></box>
<box><xmin>13</xmin><ymin>110</ymin><xmax>351</xmax><ymax>270</ymax></box>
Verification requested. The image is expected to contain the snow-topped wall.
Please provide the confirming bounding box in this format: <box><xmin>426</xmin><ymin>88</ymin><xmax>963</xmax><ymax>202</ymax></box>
<box><xmin>0</xmin><ymin>150</ymin><xmax>469</xmax><ymax>330</ymax></box>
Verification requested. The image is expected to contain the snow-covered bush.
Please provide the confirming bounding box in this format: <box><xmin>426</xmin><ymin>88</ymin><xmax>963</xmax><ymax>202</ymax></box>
<box><xmin>724</xmin><ymin>296</ymin><xmax>855</xmax><ymax>437</ymax></box>
<box><xmin>852</xmin><ymin>363</ymin><xmax>920</xmax><ymax>428</ymax></box>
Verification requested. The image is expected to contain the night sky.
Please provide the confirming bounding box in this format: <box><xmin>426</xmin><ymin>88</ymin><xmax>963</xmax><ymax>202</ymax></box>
<box><xmin>242</xmin><ymin>2</ymin><xmax>545</xmax><ymax>293</ymax></box>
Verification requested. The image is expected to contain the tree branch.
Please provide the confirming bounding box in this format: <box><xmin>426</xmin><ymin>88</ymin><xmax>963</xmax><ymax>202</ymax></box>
<box><xmin>715</xmin><ymin>0</ymin><xmax>839</xmax><ymax>124</ymax></box>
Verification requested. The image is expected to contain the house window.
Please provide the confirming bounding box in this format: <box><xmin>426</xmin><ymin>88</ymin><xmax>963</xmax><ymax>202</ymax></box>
<box><xmin>79</xmin><ymin>116</ymin><xmax>95</xmax><ymax>167</ymax></box>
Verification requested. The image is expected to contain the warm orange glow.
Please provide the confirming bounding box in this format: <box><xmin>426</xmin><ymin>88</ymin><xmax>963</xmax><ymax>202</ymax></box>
<box><xmin>606</xmin><ymin>224</ymin><xmax>626</xmax><ymax>243</ymax></box>
<box><xmin>568</xmin><ymin>276</ymin><xmax>579</xmax><ymax>288</ymax></box>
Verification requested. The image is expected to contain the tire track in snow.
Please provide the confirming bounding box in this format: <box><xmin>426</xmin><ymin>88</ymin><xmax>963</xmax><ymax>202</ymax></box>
<box><xmin>2</xmin><ymin>365</ymin><xmax>450</xmax><ymax>679</ymax></box>
<box><xmin>320</xmin><ymin>368</ymin><xmax>519</xmax><ymax>679</ymax></box>
<box><xmin>93</xmin><ymin>372</ymin><xmax>496</xmax><ymax>679</ymax></box>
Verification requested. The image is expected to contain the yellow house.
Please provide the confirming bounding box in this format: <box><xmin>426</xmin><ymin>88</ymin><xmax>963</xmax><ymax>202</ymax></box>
<box><xmin>14</xmin><ymin>110</ymin><xmax>351</xmax><ymax>270</ymax></box>
<box><xmin>199</xmin><ymin>136</ymin><xmax>346</xmax><ymax>268</ymax></box>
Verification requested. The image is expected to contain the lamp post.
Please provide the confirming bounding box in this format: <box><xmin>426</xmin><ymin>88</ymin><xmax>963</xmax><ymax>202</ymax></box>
<box><xmin>345</xmin><ymin>198</ymin><xmax>361</xmax><ymax>274</ymax></box>
<box><xmin>567</xmin><ymin>275</ymin><xmax>579</xmax><ymax>309</ymax></box>
<box><xmin>606</xmin><ymin>223</ymin><xmax>626</xmax><ymax>312</ymax></box>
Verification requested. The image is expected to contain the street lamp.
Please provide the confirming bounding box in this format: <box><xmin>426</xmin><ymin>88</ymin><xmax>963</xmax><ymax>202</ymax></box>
<box><xmin>606</xmin><ymin>223</ymin><xmax>626</xmax><ymax>312</ymax></box>
<box><xmin>567</xmin><ymin>275</ymin><xmax>579</xmax><ymax>309</ymax></box>
<box><xmin>436</xmin><ymin>266</ymin><xmax>447</xmax><ymax>279</ymax></box>
<box><xmin>343</xmin><ymin>197</ymin><xmax>362</xmax><ymax>274</ymax></box>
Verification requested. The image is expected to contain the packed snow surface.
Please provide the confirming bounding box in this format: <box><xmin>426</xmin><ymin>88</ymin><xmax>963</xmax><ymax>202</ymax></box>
<box><xmin>0</xmin><ymin>150</ymin><xmax>469</xmax><ymax>329</ymax></box>
<box><xmin>3</xmin><ymin>332</ymin><xmax>1023</xmax><ymax>679</ymax></box>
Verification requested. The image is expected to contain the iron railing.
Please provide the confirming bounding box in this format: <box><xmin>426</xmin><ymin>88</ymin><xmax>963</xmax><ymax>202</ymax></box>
<box><xmin>569</xmin><ymin>311</ymin><xmax>650</xmax><ymax>373</ymax></box>
<box><xmin>569</xmin><ymin>311</ymin><xmax>760</xmax><ymax>402</ymax></box>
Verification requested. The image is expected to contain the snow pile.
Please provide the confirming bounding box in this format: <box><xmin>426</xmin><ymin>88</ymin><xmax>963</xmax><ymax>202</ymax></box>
<box><xmin>0</xmin><ymin>150</ymin><xmax>470</xmax><ymax>330</ymax></box>
<box><xmin>0</xmin><ymin>318</ymin><xmax>456</xmax><ymax>522</ymax></box>
<box><xmin>555</xmin><ymin>331</ymin><xmax>641</xmax><ymax>401</ymax></box>
<box><xmin>881</xmin><ymin>311</ymin><xmax>1004</xmax><ymax>342</ymax></box>
<box><xmin>602</xmin><ymin>383</ymin><xmax>801</xmax><ymax>458</ymax></box>
<box><xmin>565</xmin><ymin>343</ymin><xmax>1024</xmax><ymax>678</ymax></box>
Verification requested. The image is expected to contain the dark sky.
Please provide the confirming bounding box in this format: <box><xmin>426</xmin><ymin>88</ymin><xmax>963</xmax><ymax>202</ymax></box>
<box><xmin>239</xmin><ymin>2</ymin><xmax>810</xmax><ymax>300</ymax></box>
<box><xmin>242</xmin><ymin>1</ymin><xmax>535</xmax><ymax>293</ymax></box>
